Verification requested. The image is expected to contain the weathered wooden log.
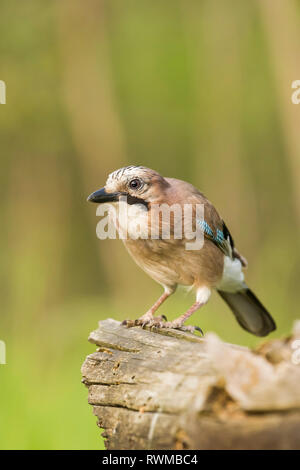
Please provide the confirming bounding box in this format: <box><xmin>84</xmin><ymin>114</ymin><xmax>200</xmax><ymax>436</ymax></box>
<box><xmin>81</xmin><ymin>318</ymin><xmax>300</xmax><ymax>450</ymax></box>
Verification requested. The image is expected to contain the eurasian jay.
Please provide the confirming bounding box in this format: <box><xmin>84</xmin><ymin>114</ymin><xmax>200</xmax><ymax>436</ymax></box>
<box><xmin>88</xmin><ymin>166</ymin><xmax>276</xmax><ymax>336</ymax></box>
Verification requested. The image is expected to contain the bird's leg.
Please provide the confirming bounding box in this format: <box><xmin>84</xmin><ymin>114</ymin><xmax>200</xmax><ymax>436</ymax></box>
<box><xmin>159</xmin><ymin>301</ymin><xmax>204</xmax><ymax>334</ymax></box>
<box><xmin>122</xmin><ymin>289</ymin><xmax>173</xmax><ymax>328</ymax></box>
<box><xmin>158</xmin><ymin>287</ymin><xmax>211</xmax><ymax>333</ymax></box>
<box><xmin>155</xmin><ymin>301</ymin><xmax>205</xmax><ymax>335</ymax></box>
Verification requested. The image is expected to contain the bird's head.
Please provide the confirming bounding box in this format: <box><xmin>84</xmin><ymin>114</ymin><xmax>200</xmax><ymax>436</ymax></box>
<box><xmin>87</xmin><ymin>166</ymin><xmax>169</xmax><ymax>207</ymax></box>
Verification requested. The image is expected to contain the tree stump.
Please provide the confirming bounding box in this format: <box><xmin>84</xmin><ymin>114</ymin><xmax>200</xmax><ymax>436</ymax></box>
<box><xmin>81</xmin><ymin>318</ymin><xmax>300</xmax><ymax>450</ymax></box>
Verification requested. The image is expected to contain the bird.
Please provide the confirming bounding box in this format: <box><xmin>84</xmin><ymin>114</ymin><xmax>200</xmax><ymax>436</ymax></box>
<box><xmin>87</xmin><ymin>165</ymin><xmax>276</xmax><ymax>337</ymax></box>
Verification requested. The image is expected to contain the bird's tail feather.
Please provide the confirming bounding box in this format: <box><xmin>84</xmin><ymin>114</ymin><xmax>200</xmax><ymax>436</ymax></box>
<box><xmin>217</xmin><ymin>287</ymin><xmax>276</xmax><ymax>337</ymax></box>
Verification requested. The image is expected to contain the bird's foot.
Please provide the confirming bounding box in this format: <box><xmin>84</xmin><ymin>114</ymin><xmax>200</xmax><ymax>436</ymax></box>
<box><xmin>122</xmin><ymin>316</ymin><xmax>203</xmax><ymax>335</ymax></box>
<box><xmin>157</xmin><ymin>321</ymin><xmax>204</xmax><ymax>335</ymax></box>
<box><xmin>122</xmin><ymin>314</ymin><xmax>167</xmax><ymax>329</ymax></box>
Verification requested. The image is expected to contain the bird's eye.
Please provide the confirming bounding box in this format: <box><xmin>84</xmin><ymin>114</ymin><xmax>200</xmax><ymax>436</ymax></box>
<box><xmin>129</xmin><ymin>178</ymin><xmax>142</xmax><ymax>190</ymax></box>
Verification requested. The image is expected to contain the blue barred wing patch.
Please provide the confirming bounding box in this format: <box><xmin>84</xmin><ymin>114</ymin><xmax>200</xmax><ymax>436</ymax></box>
<box><xmin>197</xmin><ymin>220</ymin><xmax>231</xmax><ymax>255</ymax></box>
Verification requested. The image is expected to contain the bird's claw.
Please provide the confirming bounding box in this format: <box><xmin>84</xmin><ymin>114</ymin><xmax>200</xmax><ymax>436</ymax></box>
<box><xmin>122</xmin><ymin>317</ymin><xmax>203</xmax><ymax>335</ymax></box>
<box><xmin>156</xmin><ymin>321</ymin><xmax>204</xmax><ymax>335</ymax></box>
<box><xmin>122</xmin><ymin>315</ymin><xmax>167</xmax><ymax>329</ymax></box>
<box><xmin>177</xmin><ymin>325</ymin><xmax>204</xmax><ymax>336</ymax></box>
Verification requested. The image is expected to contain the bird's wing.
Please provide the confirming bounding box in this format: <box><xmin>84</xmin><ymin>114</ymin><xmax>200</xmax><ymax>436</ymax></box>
<box><xmin>201</xmin><ymin>206</ymin><xmax>234</xmax><ymax>258</ymax></box>
<box><xmin>164</xmin><ymin>178</ymin><xmax>247</xmax><ymax>265</ymax></box>
<box><xmin>186</xmin><ymin>191</ymin><xmax>235</xmax><ymax>259</ymax></box>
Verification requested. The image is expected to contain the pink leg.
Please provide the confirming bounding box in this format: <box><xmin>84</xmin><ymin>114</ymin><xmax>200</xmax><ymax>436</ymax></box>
<box><xmin>162</xmin><ymin>301</ymin><xmax>203</xmax><ymax>332</ymax></box>
<box><xmin>158</xmin><ymin>286</ymin><xmax>211</xmax><ymax>333</ymax></box>
<box><xmin>122</xmin><ymin>289</ymin><xmax>174</xmax><ymax>327</ymax></box>
<box><xmin>144</xmin><ymin>291</ymin><xmax>171</xmax><ymax>316</ymax></box>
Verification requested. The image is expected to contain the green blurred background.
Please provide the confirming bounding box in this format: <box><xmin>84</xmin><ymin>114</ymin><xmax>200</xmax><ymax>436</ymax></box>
<box><xmin>0</xmin><ymin>0</ymin><xmax>300</xmax><ymax>449</ymax></box>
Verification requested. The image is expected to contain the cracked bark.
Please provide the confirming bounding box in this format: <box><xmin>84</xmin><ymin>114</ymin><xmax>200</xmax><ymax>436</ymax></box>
<box><xmin>81</xmin><ymin>319</ymin><xmax>300</xmax><ymax>450</ymax></box>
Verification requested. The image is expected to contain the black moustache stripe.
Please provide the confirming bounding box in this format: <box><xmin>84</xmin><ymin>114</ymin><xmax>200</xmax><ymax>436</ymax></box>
<box><xmin>125</xmin><ymin>194</ymin><xmax>149</xmax><ymax>209</ymax></box>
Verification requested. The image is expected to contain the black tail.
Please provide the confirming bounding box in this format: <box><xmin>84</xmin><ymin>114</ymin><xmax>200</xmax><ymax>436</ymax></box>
<box><xmin>217</xmin><ymin>287</ymin><xmax>276</xmax><ymax>337</ymax></box>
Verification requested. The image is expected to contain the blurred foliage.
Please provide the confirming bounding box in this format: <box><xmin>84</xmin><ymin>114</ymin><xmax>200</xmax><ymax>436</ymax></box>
<box><xmin>0</xmin><ymin>0</ymin><xmax>299</xmax><ymax>449</ymax></box>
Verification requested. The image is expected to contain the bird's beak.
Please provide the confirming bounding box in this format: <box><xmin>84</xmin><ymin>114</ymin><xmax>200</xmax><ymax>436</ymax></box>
<box><xmin>87</xmin><ymin>187</ymin><xmax>120</xmax><ymax>203</ymax></box>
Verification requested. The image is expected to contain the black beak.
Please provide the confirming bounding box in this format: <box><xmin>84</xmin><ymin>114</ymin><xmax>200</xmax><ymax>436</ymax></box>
<box><xmin>87</xmin><ymin>187</ymin><xmax>120</xmax><ymax>203</ymax></box>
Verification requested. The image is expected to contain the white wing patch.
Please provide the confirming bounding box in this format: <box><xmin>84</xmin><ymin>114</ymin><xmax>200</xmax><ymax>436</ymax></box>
<box><xmin>217</xmin><ymin>256</ymin><xmax>245</xmax><ymax>293</ymax></box>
